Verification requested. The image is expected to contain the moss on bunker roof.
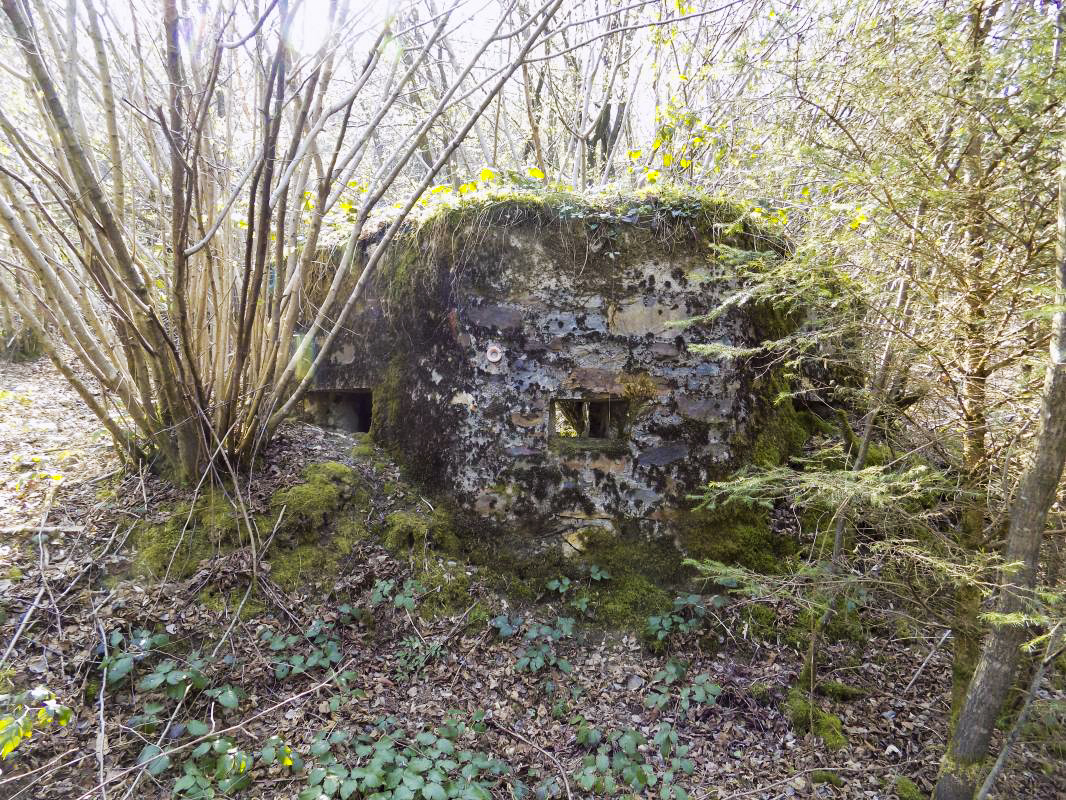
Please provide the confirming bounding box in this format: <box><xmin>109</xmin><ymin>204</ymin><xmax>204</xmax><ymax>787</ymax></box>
<box><xmin>363</xmin><ymin>186</ymin><xmax>791</xmax><ymax>258</ymax></box>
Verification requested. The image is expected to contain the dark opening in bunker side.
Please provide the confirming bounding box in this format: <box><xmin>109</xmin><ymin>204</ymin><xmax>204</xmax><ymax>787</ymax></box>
<box><xmin>305</xmin><ymin>389</ymin><xmax>374</xmax><ymax>433</ymax></box>
<box><xmin>551</xmin><ymin>398</ymin><xmax>629</xmax><ymax>440</ymax></box>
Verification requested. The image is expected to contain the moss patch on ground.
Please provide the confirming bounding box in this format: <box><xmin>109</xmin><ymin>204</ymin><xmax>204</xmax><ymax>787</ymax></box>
<box><xmin>677</xmin><ymin>502</ymin><xmax>794</xmax><ymax>574</ymax></box>
<box><xmin>131</xmin><ymin>503</ymin><xmax>218</xmax><ymax>581</ymax></box>
<box><xmin>198</xmin><ymin>588</ymin><xmax>266</xmax><ymax>618</ymax></box>
<box><xmin>742</xmin><ymin>604</ymin><xmax>779</xmax><ymax>641</ymax></box>
<box><xmin>414</xmin><ymin>560</ymin><xmax>473</xmax><ymax>620</ymax></box>
<box><xmin>893</xmin><ymin>776</ymin><xmax>925</xmax><ymax>800</ymax></box>
<box><xmin>383</xmin><ymin>509</ymin><xmax>460</xmax><ymax>555</ymax></box>
<box><xmin>131</xmin><ymin>461</ymin><xmax>370</xmax><ymax>593</ymax></box>
<box><xmin>784</xmin><ymin>688</ymin><xmax>847</xmax><ymax>750</ymax></box>
<box><xmin>579</xmin><ymin>529</ymin><xmax>679</xmax><ymax>629</ymax></box>
<box><xmin>269</xmin><ymin>543</ymin><xmax>342</xmax><ymax>591</ymax></box>
<box><xmin>269</xmin><ymin>461</ymin><xmax>364</xmax><ymax>540</ymax></box>
<box><xmin>812</xmin><ymin>771</ymin><xmax>845</xmax><ymax>788</ymax></box>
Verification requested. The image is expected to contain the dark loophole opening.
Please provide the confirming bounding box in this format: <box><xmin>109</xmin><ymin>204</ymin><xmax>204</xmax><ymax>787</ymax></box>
<box><xmin>552</xmin><ymin>397</ymin><xmax>628</xmax><ymax>439</ymax></box>
<box><xmin>308</xmin><ymin>390</ymin><xmax>373</xmax><ymax>433</ymax></box>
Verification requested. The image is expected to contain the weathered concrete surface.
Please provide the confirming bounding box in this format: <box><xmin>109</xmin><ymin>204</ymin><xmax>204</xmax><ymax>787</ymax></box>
<box><xmin>309</xmin><ymin>200</ymin><xmax>795</xmax><ymax>545</ymax></box>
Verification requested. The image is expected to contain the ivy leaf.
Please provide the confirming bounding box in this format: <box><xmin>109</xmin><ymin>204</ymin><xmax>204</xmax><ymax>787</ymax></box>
<box><xmin>137</xmin><ymin>744</ymin><xmax>170</xmax><ymax>776</ymax></box>
<box><xmin>422</xmin><ymin>783</ymin><xmax>447</xmax><ymax>800</ymax></box>
<box><xmin>136</xmin><ymin>672</ymin><xmax>166</xmax><ymax>691</ymax></box>
<box><xmin>106</xmin><ymin>655</ymin><xmax>133</xmax><ymax>685</ymax></box>
<box><xmin>215</xmin><ymin>687</ymin><xmax>239</xmax><ymax>709</ymax></box>
<box><xmin>186</xmin><ymin>720</ymin><xmax>210</xmax><ymax>737</ymax></box>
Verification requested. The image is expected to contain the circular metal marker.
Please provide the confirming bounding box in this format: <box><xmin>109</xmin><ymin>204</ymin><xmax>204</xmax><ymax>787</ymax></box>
<box><xmin>486</xmin><ymin>343</ymin><xmax>503</xmax><ymax>363</ymax></box>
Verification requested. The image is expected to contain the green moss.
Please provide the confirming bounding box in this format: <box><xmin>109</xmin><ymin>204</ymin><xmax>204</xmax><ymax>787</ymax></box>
<box><xmin>789</xmin><ymin>600</ymin><xmax>867</xmax><ymax>651</ymax></box>
<box><xmin>743</xmin><ymin>604</ymin><xmax>778</xmax><ymax>640</ymax></box>
<box><xmin>464</xmin><ymin>541</ymin><xmax>569</xmax><ymax>604</ymax></box>
<box><xmin>865</xmin><ymin>442</ymin><xmax>893</xmax><ymax>467</ymax></box>
<box><xmin>812</xmin><ymin>771</ymin><xmax>844</xmax><ymax>788</ymax></box>
<box><xmin>893</xmin><ymin>776</ymin><xmax>925</xmax><ymax>800</ymax></box>
<box><xmin>269</xmin><ymin>543</ymin><xmax>340</xmax><ymax>591</ymax></box>
<box><xmin>795</xmin><ymin>660</ymin><xmax>867</xmax><ymax>702</ymax></box>
<box><xmin>818</xmin><ymin>679</ymin><xmax>866</xmax><ymax>701</ymax></box>
<box><xmin>5</xmin><ymin>567</ymin><xmax>23</xmax><ymax>582</ymax></box>
<box><xmin>351</xmin><ymin>441</ymin><xmax>375</xmax><ymax>459</ymax></box>
<box><xmin>416</xmin><ymin>561</ymin><xmax>471</xmax><ymax>620</ymax></box>
<box><xmin>131</xmin><ymin>505</ymin><xmax>217</xmax><ymax>580</ymax></box>
<box><xmin>1053</xmin><ymin>652</ymin><xmax>1066</xmax><ymax>691</ymax></box>
<box><xmin>334</xmin><ymin>515</ymin><xmax>368</xmax><ymax>553</ymax></box>
<box><xmin>677</xmin><ymin>502</ymin><xmax>793</xmax><ymax>573</ymax></box>
<box><xmin>465</xmin><ymin>602</ymin><xmax>491</xmax><ymax>632</ymax></box>
<box><xmin>595</xmin><ymin>572</ymin><xmax>673</xmax><ymax>630</ymax></box>
<box><xmin>570</xmin><ymin>530</ymin><xmax>679</xmax><ymax>629</ymax></box>
<box><xmin>750</xmin><ymin>375</ymin><xmax>811</xmax><ymax>469</ymax></box>
<box><xmin>269</xmin><ymin>461</ymin><xmax>359</xmax><ymax>538</ymax></box>
<box><xmin>785</xmin><ymin>689</ymin><xmax>847</xmax><ymax>750</ymax></box>
<box><xmin>198</xmin><ymin>588</ymin><xmax>265</xmax><ymax>618</ymax></box>
<box><xmin>749</xmin><ymin>682</ymin><xmax>772</xmax><ymax>704</ymax></box>
<box><xmin>383</xmin><ymin>509</ymin><xmax>460</xmax><ymax>555</ymax></box>
<box><xmin>195</xmin><ymin>489</ymin><xmax>241</xmax><ymax>542</ymax></box>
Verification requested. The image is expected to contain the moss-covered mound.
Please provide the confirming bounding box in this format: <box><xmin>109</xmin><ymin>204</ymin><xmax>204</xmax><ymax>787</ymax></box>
<box><xmin>373</xmin><ymin>186</ymin><xmax>790</xmax><ymax>311</ymax></box>
<box><xmin>270</xmin><ymin>461</ymin><xmax>369</xmax><ymax>540</ymax></box>
<box><xmin>131</xmin><ymin>461</ymin><xmax>371</xmax><ymax>589</ymax></box>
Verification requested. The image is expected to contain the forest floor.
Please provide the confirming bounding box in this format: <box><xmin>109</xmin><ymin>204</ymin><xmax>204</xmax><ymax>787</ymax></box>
<box><xmin>0</xmin><ymin>357</ymin><xmax>1063</xmax><ymax>800</ymax></box>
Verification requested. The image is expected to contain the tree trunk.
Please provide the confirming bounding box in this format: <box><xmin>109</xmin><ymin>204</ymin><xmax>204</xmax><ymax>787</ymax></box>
<box><xmin>934</xmin><ymin>141</ymin><xmax>1066</xmax><ymax>800</ymax></box>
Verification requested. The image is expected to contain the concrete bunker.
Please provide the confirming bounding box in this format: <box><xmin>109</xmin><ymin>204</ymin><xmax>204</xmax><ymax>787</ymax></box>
<box><xmin>308</xmin><ymin>191</ymin><xmax>825</xmax><ymax>553</ymax></box>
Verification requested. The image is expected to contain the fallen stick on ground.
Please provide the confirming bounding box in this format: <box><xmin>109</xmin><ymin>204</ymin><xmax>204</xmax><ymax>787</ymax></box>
<box><xmin>490</xmin><ymin>720</ymin><xmax>573</xmax><ymax>800</ymax></box>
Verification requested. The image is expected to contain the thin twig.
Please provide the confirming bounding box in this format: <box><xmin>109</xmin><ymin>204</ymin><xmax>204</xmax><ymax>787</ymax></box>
<box><xmin>905</xmin><ymin>629</ymin><xmax>951</xmax><ymax>692</ymax></box>
<box><xmin>0</xmin><ymin>490</ymin><xmax>57</xmax><ymax>668</ymax></box>
<box><xmin>490</xmin><ymin>720</ymin><xmax>573</xmax><ymax>800</ymax></box>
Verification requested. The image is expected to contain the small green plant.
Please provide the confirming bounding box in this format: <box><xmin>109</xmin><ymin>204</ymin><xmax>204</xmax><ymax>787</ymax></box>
<box><xmin>589</xmin><ymin>565</ymin><xmax>611</xmax><ymax>582</ymax></box>
<box><xmin>135</xmin><ymin>655</ymin><xmax>209</xmax><ymax>699</ymax></box>
<box><xmin>546</xmin><ymin>576</ymin><xmax>572</xmax><ymax>595</ymax></box>
<box><xmin>679</xmin><ymin>673</ymin><xmax>721</xmax><ymax>712</ymax></box>
<box><xmin>490</xmin><ymin>614</ymin><xmax>522</xmax><ymax>638</ymax></box>
<box><xmin>394</xmin><ymin>579</ymin><xmax>421</xmax><ymax>611</ymax></box>
<box><xmin>370</xmin><ymin>578</ymin><xmax>396</xmax><ymax>606</ymax></box>
<box><xmin>295</xmin><ymin>713</ymin><xmax>511</xmax><ymax>800</ymax></box>
<box><xmin>394</xmin><ymin>636</ymin><xmax>443</xmax><ymax>678</ymax></box>
<box><xmin>0</xmin><ymin>686</ymin><xmax>72</xmax><ymax>760</ymax></box>
<box><xmin>570</xmin><ymin>592</ymin><xmax>591</xmax><ymax>616</ymax></box>
<box><xmin>172</xmin><ymin>732</ymin><xmax>277</xmax><ymax>797</ymax></box>
<box><xmin>516</xmin><ymin>618</ymin><xmax>574</xmax><ymax>674</ymax></box>
<box><xmin>646</xmin><ymin>595</ymin><xmax>707</xmax><ymax>643</ymax></box>
<box><xmin>100</xmin><ymin>628</ymin><xmax>170</xmax><ymax>687</ymax></box>
<box><xmin>261</xmin><ymin>620</ymin><xmax>343</xmax><ymax>680</ymax></box>
<box><xmin>645</xmin><ymin>659</ymin><xmax>687</xmax><ymax>710</ymax></box>
<box><xmin>572</xmin><ymin>727</ymin><xmax>667</xmax><ymax>795</ymax></box>
<box><xmin>571</xmin><ymin>715</ymin><xmax>603</xmax><ymax>749</ymax></box>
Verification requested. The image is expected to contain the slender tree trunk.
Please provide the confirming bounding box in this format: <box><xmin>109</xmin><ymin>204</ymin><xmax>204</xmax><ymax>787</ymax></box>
<box><xmin>934</xmin><ymin>139</ymin><xmax>1066</xmax><ymax>800</ymax></box>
